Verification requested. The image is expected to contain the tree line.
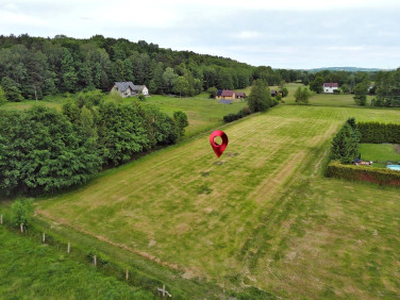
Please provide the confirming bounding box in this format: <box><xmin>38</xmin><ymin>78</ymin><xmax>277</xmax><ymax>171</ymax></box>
<box><xmin>307</xmin><ymin>68</ymin><xmax>400</xmax><ymax>107</ymax></box>
<box><xmin>0</xmin><ymin>92</ymin><xmax>188</xmax><ymax>195</ymax></box>
<box><xmin>0</xmin><ymin>34</ymin><xmax>312</xmax><ymax>101</ymax></box>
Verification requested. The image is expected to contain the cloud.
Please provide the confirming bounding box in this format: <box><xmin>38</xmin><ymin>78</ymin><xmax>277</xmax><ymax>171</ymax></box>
<box><xmin>236</xmin><ymin>31</ymin><xmax>263</xmax><ymax>39</ymax></box>
<box><xmin>1</xmin><ymin>0</ymin><xmax>400</xmax><ymax>68</ymax></box>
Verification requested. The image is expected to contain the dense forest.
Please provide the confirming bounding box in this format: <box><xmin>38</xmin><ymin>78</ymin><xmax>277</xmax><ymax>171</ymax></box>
<box><xmin>0</xmin><ymin>91</ymin><xmax>188</xmax><ymax>195</ymax></box>
<box><xmin>0</xmin><ymin>34</ymin><xmax>309</xmax><ymax>100</ymax></box>
<box><xmin>0</xmin><ymin>34</ymin><xmax>399</xmax><ymax>106</ymax></box>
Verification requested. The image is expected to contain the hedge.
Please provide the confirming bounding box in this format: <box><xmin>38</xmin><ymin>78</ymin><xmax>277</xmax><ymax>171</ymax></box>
<box><xmin>358</xmin><ymin>122</ymin><xmax>400</xmax><ymax>144</ymax></box>
<box><xmin>223</xmin><ymin>106</ymin><xmax>251</xmax><ymax>123</ymax></box>
<box><xmin>326</xmin><ymin>160</ymin><xmax>400</xmax><ymax>187</ymax></box>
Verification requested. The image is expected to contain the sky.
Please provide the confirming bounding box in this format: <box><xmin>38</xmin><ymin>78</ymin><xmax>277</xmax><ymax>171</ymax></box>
<box><xmin>1</xmin><ymin>0</ymin><xmax>400</xmax><ymax>69</ymax></box>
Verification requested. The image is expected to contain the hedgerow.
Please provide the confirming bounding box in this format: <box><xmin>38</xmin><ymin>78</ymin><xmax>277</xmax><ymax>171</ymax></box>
<box><xmin>326</xmin><ymin>160</ymin><xmax>400</xmax><ymax>187</ymax></box>
<box><xmin>358</xmin><ymin>122</ymin><xmax>400</xmax><ymax>143</ymax></box>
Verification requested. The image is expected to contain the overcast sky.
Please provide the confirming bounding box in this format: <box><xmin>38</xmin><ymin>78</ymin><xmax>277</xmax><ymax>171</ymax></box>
<box><xmin>1</xmin><ymin>0</ymin><xmax>400</xmax><ymax>69</ymax></box>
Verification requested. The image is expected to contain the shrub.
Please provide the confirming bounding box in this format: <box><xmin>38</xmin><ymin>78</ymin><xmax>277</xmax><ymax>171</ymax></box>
<box><xmin>173</xmin><ymin>110</ymin><xmax>189</xmax><ymax>137</ymax></box>
<box><xmin>11</xmin><ymin>199</ymin><xmax>33</xmax><ymax>227</ymax></box>
<box><xmin>358</xmin><ymin>122</ymin><xmax>400</xmax><ymax>144</ymax></box>
<box><xmin>326</xmin><ymin>161</ymin><xmax>400</xmax><ymax>187</ymax></box>
<box><xmin>241</xmin><ymin>106</ymin><xmax>251</xmax><ymax>116</ymax></box>
<box><xmin>83</xmin><ymin>89</ymin><xmax>104</xmax><ymax>106</ymax></box>
<box><xmin>281</xmin><ymin>87</ymin><xmax>289</xmax><ymax>97</ymax></box>
<box><xmin>223</xmin><ymin>106</ymin><xmax>252</xmax><ymax>123</ymax></box>
<box><xmin>223</xmin><ymin>113</ymin><xmax>238</xmax><ymax>123</ymax></box>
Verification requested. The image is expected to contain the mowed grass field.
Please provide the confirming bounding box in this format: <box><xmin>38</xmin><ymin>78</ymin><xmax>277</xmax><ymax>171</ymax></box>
<box><xmin>36</xmin><ymin>104</ymin><xmax>400</xmax><ymax>298</ymax></box>
<box><xmin>132</xmin><ymin>95</ymin><xmax>247</xmax><ymax>137</ymax></box>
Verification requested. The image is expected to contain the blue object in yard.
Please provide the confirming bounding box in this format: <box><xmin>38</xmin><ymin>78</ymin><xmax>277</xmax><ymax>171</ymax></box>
<box><xmin>386</xmin><ymin>165</ymin><xmax>400</xmax><ymax>171</ymax></box>
<box><xmin>219</xmin><ymin>99</ymin><xmax>232</xmax><ymax>104</ymax></box>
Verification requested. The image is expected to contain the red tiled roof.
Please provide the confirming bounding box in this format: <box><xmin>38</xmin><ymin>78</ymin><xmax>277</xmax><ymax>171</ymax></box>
<box><xmin>323</xmin><ymin>83</ymin><xmax>339</xmax><ymax>88</ymax></box>
<box><xmin>221</xmin><ymin>90</ymin><xmax>235</xmax><ymax>97</ymax></box>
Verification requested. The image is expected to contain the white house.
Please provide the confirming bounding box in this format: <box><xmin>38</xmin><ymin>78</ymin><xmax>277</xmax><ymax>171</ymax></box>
<box><xmin>111</xmin><ymin>82</ymin><xmax>136</xmax><ymax>98</ymax></box>
<box><xmin>111</xmin><ymin>82</ymin><xmax>150</xmax><ymax>97</ymax></box>
<box><xmin>134</xmin><ymin>85</ymin><xmax>149</xmax><ymax>96</ymax></box>
<box><xmin>323</xmin><ymin>83</ymin><xmax>339</xmax><ymax>94</ymax></box>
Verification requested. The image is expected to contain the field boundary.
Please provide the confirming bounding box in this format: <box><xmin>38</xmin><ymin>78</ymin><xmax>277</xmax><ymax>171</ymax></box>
<box><xmin>36</xmin><ymin>208</ymin><xmax>183</xmax><ymax>271</ymax></box>
<box><xmin>326</xmin><ymin>160</ymin><xmax>400</xmax><ymax>187</ymax></box>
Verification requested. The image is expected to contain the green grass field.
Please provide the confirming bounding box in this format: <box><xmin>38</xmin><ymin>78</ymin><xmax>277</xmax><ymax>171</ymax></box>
<box><xmin>0</xmin><ymin>226</ymin><xmax>154</xmax><ymax>299</ymax></box>
<box><xmin>280</xmin><ymin>83</ymin><xmax>375</xmax><ymax>107</ymax></box>
<box><xmin>34</xmin><ymin>104</ymin><xmax>400</xmax><ymax>298</ymax></box>
<box><xmin>130</xmin><ymin>95</ymin><xmax>247</xmax><ymax>137</ymax></box>
<box><xmin>360</xmin><ymin>143</ymin><xmax>400</xmax><ymax>168</ymax></box>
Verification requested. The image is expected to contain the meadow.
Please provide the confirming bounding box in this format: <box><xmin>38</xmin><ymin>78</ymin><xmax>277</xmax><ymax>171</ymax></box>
<box><xmin>0</xmin><ymin>226</ymin><xmax>154</xmax><ymax>299</ymax></box>
<box><xmin>34</xmin><ymin>103</ymin><xmax>400</xmax><ymax>298</ymax></box>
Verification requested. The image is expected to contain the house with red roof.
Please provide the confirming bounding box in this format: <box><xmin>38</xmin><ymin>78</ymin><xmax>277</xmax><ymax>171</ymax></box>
<box><xmin>323</xmin><ymin>83</ymin><xmax>339</xmax><ymax>94</ymax></box>
<box><xmin>216</xmin><ymin>89</ymin><xmax>236</xmax><ymax>100</ymax></box>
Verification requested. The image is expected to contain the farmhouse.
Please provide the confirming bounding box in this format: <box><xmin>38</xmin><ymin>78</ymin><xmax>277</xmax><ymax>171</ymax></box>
<box><xmin>134</xmin><ymin>85</ymin><xmax>149</xmax><ymax>96</ymax></box>
<box><xmin>111</xmin><ymin>82</ymin><xmax>136</xmax><ymax>98</ymax></box>
<box><xmin>271</xmin><ymin>90</ymin><xmax>283</xmax><ymax>97</ymax></box>
<box><xmin>216</xmin><ymin>89</ymin><xmax>236</xmax><ymax>100</ymax></box>
<box><xmin>236</xmin><ymin>92</ymin><xmax>246</xmax><ymax>99</ymax></box>
<box><xmin>323</xmin><ymin>83</ymin><xmax>339</xmax><ymax>94</ymax></box>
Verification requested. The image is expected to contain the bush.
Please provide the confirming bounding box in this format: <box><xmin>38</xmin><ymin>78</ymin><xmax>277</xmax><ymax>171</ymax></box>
<box><xmin>326</xmin><ymin>161</ymin><xmax>400</xmax><ymax>187</ymax></box>
<box><xmin>207</xmin><ymin>86</ymin><xmax>217</xmax><ymax>98</ymax></box>
<box><xmin>11</xmin><ymin>199</ymin><xmax>33</xmax><ymax>227</ymax></box>
<box><xmin>87</xmin><ymin>250</ymin><xmax>110</xmax><ymax>265</ymax></box>
<box><xmin>281</xmin><ymin>87</ymin><xmax>289</xmax><ymax>97</ymax></box>
<box><xmin>223</xmin><ymin>106</ymin><xmax>252</xmax><ymax>123</ymax></box>
<box><xmin>241</xmin><ymin>106</ymin><xmax>251</xmax><ymax>116</ymax></box>
<box><xmin>173</xmin><ymin>110</ymin><xmax>189</xmax><ymax>137</ymax></box>
<box><xmin>358</xmin><ymin>122</ymin><xmax>400</xmax><ymax>144</ymax></box>
<box><xmin>223</xmin><ymin>113</ymin><xmax>239</xmax><ymax>123</ymax></box>
<box><xmin>83</xmin><ymin>89</ymin><xmax>104</xmax><ymax>106</ymax></box>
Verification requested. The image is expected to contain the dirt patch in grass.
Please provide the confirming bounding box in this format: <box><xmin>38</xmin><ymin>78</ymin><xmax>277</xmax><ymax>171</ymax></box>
<box><xmin>395</xmin><ymin>144</ymin><xmax>400</xmax><ymax>154</ymax></box>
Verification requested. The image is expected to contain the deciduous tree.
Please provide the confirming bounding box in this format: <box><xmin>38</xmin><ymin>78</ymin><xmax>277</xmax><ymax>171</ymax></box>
<box><xmin>247</xmin><ymin>79</ymin><xmax>271</xmax><ymax>112</ymax></box>
<box><xmin>353</xmin><ymin>82</ymin><xmax>369</xmax><ymax>106</ymax></box>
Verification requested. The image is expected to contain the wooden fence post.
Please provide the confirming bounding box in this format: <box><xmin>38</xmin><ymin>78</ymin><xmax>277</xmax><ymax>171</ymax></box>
<box><xmin>157</xmin><ymin>285</ymin><xmax>172</xmax><ymax>298</ymax></box>
<box><xmin>42</xmin><ymin>232</ymin><xmax>46</xmax><ymax>243</ymax></box>
<box><xmin>93</xmin><ymin>255</ymin><xmax>97</xmax><ymax>266</ymax></box>
<box><xmin>20</xmin><ymin>223</ymin><xmax>23</xmax><ymax>233</ymax></box>
<box><xmin>67</xmin><ymin>242</ymin><xmax>71</xmax><ymax>254</ymax></box>
<box><xmin>0</xmin><ymin>214</ymin><xmax>3</xmax><ymax>225</ymax></box>
<box><xmin>125</xmin><ymin>268</ymin><xmax>129</xmax><ymax>281</ymax></box>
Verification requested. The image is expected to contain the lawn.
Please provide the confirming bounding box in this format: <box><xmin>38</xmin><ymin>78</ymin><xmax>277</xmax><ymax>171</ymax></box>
<box><xmin>281</xmin><ymin>83</ymin><xmax>375</xmax><ymax>107</ymax></box>
<box><xmin>360</xmin><ymin>143</ymin><xmax>400</xmax><ymax>168</ymax></box>
<box><xmin>35</xmin><ymin>104</ymin><xmax>400</xmax><ymax>298</ymax></box>
<box><xmin>0</xmin><ymin>226</ymin><xmax>154</xmax><ymax>299</ymax></box>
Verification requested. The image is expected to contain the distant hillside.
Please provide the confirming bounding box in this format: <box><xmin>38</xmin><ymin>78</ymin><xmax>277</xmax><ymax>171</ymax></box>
<box><xmin>306</xmin><ymin>67</ymin><xmax>389</xmax><ymax>73</ymax></box>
